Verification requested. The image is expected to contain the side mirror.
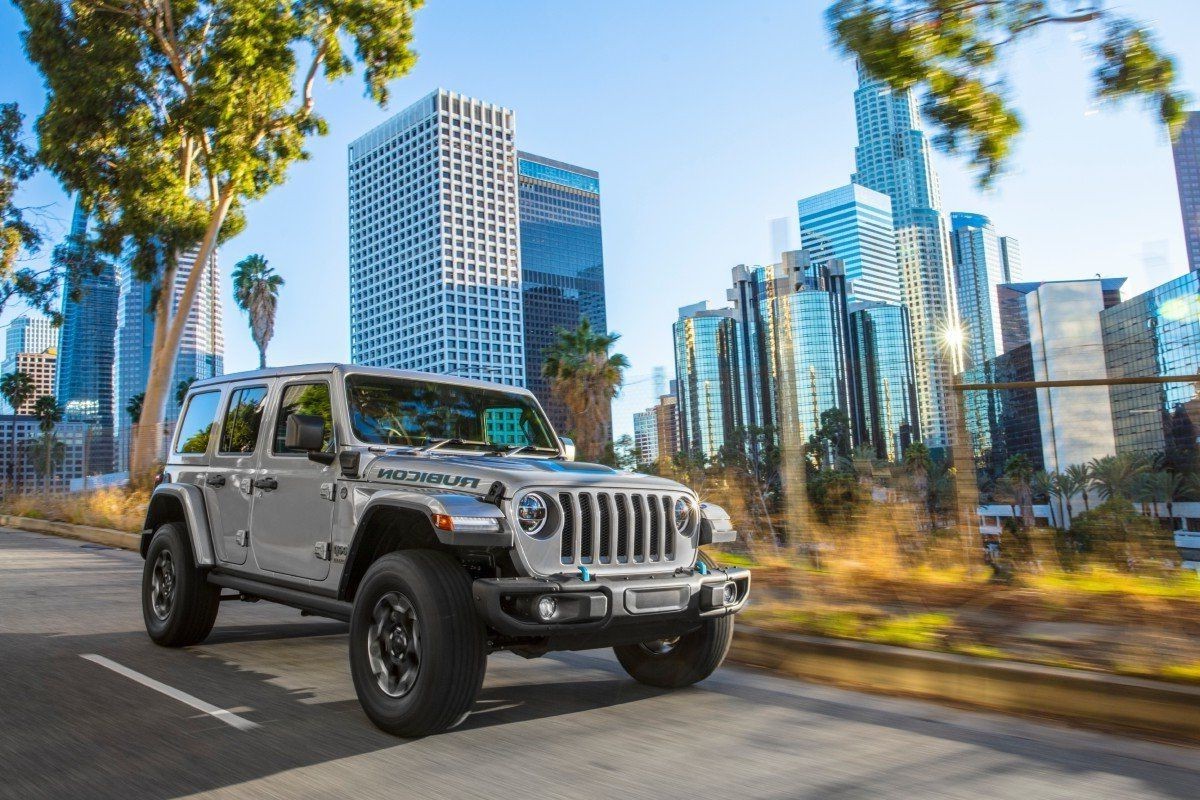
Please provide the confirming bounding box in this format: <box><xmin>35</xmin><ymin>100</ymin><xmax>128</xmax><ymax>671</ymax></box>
<box><xmin>286</xmin><ymin>414</ymin><xmax>326</xmax><ymax>455</ymax></box>
<box><xmin>558</xmin><ymin>436</ymin><xmax>576</xmax><ymax>461</ymax></box>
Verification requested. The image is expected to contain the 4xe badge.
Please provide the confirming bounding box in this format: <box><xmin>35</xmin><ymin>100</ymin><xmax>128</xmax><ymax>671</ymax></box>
<box><xmin>376</xmin><ymin>468</ymin><xmax>481</xmax><ymax>490</ymax></box>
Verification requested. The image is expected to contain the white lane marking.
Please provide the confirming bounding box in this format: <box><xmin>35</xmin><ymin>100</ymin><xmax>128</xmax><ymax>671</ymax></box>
<box><xmin>80</xmin><ymin>654</ymin><xmax>259</xmax><ymax>731</ymax></box>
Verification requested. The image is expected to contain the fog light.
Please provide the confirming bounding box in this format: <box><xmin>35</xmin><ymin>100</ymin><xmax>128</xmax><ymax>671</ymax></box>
<box><xmin>723</xmin><ymin>583</ymin><xmax>738</xmax><ymax>605</ymax></box>
<box><xmin>536</xmin><ymin>595</ymin><xmax>558</xmax><ymax>621</ymax></box>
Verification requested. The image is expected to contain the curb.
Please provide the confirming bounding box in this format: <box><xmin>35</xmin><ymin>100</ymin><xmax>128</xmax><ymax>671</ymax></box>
<box><xmin>5</xmin><ymin>516</ymin><xmax>1198</xmax><ymax>741</ymax></box>
<box><xmin>0</xmin><ymin>515</ymin><xmax>141</xmax><ymax>551</ymax></box>
<box><xmin>730</xmin><ymin>626</ymin><xmax>1200</xmax><ymax>741</ymax></box>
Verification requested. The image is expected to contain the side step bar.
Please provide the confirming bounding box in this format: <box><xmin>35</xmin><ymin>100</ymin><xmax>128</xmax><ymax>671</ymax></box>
<box><xmin>207</xmin><ymin>572</ymin><xmax>352</xmax><ymax>622</ymax></box>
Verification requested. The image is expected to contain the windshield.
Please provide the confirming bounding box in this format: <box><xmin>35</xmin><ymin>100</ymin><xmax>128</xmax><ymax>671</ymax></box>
<box><xmin>345</xmin><ymin>375</ymin><xmax>558</xmax><ymax>452</ymax></box>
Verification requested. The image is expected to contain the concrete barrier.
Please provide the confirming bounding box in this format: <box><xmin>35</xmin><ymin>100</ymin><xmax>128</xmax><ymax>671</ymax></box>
<box><xmin>0</xmin><ymin>515</ymin><xmax>140</xmax><ymax>551</ymax></box>
<box><xmin>731</xmin><ymin>626</ymin><xmax>1200</xmax><ymax>741</ymax></box>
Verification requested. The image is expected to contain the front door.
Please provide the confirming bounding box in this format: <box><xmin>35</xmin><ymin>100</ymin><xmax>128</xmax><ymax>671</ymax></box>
<box><xmin>207</xmin><ymin>384</ymin><xmax>270</xmax><ymax>565</ymax></box>
<box><xmin>249</xmin><ymin>380</ymin><xmax>336</xmax><ymax>582</ymax></box>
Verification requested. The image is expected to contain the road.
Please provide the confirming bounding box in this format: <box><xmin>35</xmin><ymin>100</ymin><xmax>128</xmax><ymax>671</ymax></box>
<box><xmin>1</xmin><ymin>528</ymin><xmax>1198</xmax><ymax>800</ymax></box>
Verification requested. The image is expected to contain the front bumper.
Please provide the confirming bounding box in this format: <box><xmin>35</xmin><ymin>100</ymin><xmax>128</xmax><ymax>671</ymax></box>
<box><xmin>472</xmin><ymin>565</ymin><xmax>751</xmax><ymax>638</ymax></box>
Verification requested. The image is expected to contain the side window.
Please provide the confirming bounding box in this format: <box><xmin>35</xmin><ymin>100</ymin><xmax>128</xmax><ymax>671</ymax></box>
<box><xmin>219</xmin><ymin>386</ymin><xmax>268</xmax><ymax>454</ymax></box>
<box><xmin>273</xmin><ymin>382</ymin><xmax>334</xmax><ymax>454</ymax></box>
<box><xmin>174</xmin><ymin>391</ymin><xmax>221</xmax><ymax>455</ymax></box>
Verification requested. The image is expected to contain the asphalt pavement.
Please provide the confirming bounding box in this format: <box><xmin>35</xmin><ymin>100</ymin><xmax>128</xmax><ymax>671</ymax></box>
<box><xmin>2</xmin><ymin>527</ymin><xmax>1198</xmax><ymax>800</ymax></box>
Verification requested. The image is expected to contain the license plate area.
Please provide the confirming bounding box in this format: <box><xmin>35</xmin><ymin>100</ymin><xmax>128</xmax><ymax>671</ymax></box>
<box><xmin>623</xmin><ymin>585</ymin><xmax>690</xmax><ymax>615</ymax></box>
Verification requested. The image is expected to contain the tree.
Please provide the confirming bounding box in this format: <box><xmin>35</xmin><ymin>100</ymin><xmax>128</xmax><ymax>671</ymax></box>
<box><xmin>175</xmin><ymin>376</ymin><xmax>196</xmax><ymax>408</ymax></box>
<box><xmin>18</xmin><ymin>0</ymin><xmax>424</xmax><ymax>482</ymax></box>
<box><xmin>1003</xmin><ymin>453</ymin><xmax>1034</xmax><ymax>529</ymax></box>
<box><xmin>827</xmin><ymin>0</ymin><xmax>1186</xmax><ymax>185</ymax></box>
<box><xmin>1063</xmin><ymin>462</ymin><xmax>1094</xmax><ymax>513</ymax></box>
<box><xmin>541</xmin><ymin>318</ymin><xmax>629</xmax><ymax>464</ymax></box>
<box><xmin>805</xmin><ymin>407</ymin><xmax>853</xmax><ymax>470</ymax></box>
<box><xmin>125</xmin><ymin>392</ymin><xmax>144</xmax><ymax>424</ymax></box>
<box><xmin>24</xmin><ymin>432</ymin><xmax>64</xmax><ymax>490</ymax></box>
<box><xmin>232</xmin><ymin>253</ymin><xmax>284</xmax><ymax>369</ymax></box>
<box><xmin>0</xmin><ymin>369</ymin><xmax>36</xmax><ymax>493</ymax></box>
<box><xmin>1032</xmin><ymin>470</ymin><xmax>1057</xmax><ymax>528</ymax></box>
<box><xmin>1088</xmin><ymin>453</ymin><xmax>1147</xmax><ymax>501</ymax></box>
<box><xmin>31</xmin><ymin>394</ymin><xmax>62</xmax><ymax>493</ymax></box>
<box><xmin>1143</xmin><ymin>471</ymin><xmax>1186</xmax><ymax>525</ymax></box>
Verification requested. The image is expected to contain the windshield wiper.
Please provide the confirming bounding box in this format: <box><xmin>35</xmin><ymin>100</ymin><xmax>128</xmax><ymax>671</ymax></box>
<box><xmin>416</xmin><ymin>437</ymin><xmax>463</xmax><ymax>453</ymax></box>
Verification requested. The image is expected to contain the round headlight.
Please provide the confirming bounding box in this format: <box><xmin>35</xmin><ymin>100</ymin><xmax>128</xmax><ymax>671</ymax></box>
<box><xmin>517</xmin><ymin>493</ymin><xmax>548</xmax><ymax>535</ymax></box>
<box><xmin>673</xmin><ymin>497</ymin><xmax>692</xmax><ymax>533</ymax></box>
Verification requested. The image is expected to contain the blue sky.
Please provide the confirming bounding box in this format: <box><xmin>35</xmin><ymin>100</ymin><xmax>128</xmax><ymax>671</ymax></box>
<box><xmin>3</xmin><ymin>1</ymin><xmax>1198</xmax><ymax>435</ymax></box>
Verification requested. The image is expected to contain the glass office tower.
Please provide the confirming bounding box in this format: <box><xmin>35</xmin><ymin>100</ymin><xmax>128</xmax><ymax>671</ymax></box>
<box><xmin>1101</xmin><ymin>271</ymin><xmax>1200</xmax><ymax>467</ymax></box>
<box><xmin>54</xmin><ymin>199</ymin><xmax>118</xmax><ymax>473</ymax></box>
<box><xmin>673</xmin><ymin>302</ymin><xmax>745</xmax><ymax>460</ymax></box>
<box><xmin>852</xmin><ymin>67</ymin><xmax>960</xmax><ymax>448</ymax></box>
<box><xmin>1172</xmin><ymin>112</ymin><xmax>1200</xmax><ymax>272</ymax></box>
<box><xmin>960</xmin><ymin>343</ymin><xmax>1044</xmax><ymax>483</ymax></box>
<box><xmin>850</xmin><ymin>302</ymin><xmax>920</xmax><ymax>461</ymax></box>
<box><xmin>950</xmin><ymin>212</ymin><xmax>1006</xmax><ymax>369</ymax></box>
<box><xmin>798</xmin><ymin>183</ymin><xmax>901</xmax><ymax>305</ymax></box>
<box><xmin>517</xmin><ymin>152</ymin><xmax>606</xmax><ymax>435</ymax></box>
<box><xmin>348</xmin><ymin>90</ymin><xmax>525</xmax><ymax>387</ymax></box>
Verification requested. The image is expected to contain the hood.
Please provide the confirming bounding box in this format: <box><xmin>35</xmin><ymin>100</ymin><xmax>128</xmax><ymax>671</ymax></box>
<box><xmin>359</xmin><ymin>450</ymin><xmax>691</xmax><ymax>495</ymax></box>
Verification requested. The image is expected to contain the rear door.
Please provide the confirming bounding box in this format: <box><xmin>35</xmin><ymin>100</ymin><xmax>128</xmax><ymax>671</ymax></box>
<box><xmin>248</xmin><ymin>379</ymin><xmax>336</xmax><ymax>581</ymax></box>
<box><xmin>205</xmin><ymin>383</ymin><xmax>270</xmax><ymax>566</ymax></box>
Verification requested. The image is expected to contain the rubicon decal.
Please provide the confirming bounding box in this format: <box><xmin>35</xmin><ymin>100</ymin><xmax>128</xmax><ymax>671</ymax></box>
<box><xmin>376</xmin><ymin>468</ymin><xmax>481</xmax><ymax>490</ymax></box>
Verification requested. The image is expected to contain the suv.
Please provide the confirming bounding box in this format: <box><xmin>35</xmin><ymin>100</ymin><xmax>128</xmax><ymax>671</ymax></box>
<box><xmin>140</xmin><ymin>364</ymin><xmax>749</xmax><ymax>736</ymax></box>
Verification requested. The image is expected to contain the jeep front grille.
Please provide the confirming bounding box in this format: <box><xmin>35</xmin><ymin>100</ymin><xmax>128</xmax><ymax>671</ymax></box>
<box><xmin>557</xmin><ymin>491</ymin><xmax>679</xmax><ymax>565</ymax></box>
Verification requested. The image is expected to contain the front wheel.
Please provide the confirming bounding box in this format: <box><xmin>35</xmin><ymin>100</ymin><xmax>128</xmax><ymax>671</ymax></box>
<box><xmin>348</xmin><ymin>550</ymin><xmax>486</xmax><ymax>737</ymax></box>
<box><xmin>614</xmin><ymin>614</ymin><xmax>735</xmax><ymax>689</ymax></box>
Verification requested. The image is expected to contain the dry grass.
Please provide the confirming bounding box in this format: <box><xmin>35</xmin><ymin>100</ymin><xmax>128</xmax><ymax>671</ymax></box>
<box><xmin>1</xmin><ymin>487</ymin><xmax>149</xmax><ymax>532</ymax></box>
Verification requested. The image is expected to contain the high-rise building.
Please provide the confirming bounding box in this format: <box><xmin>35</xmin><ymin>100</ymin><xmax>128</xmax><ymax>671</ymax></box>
<box><xmin>632</xmin><ymin>407</ymin><xmax>659</xmax><ymax>465</ymax></box>
<box><xmin>850</xmin><ymin>302</ymin><xmax>920</xmax><ymax>461</ymax></box>
<box><xmin>950</xmin><ymin>212</ymin><xmax>1006</xmax><ymax>369</ymax></box>
<box><xmin>348</xmin><ymin>89</ymin><xmax>524</xmax><ymax>386</ymax></box>
<box><xmin>999</xmin><ymin>236</ymin><xmax>1022</xmax><ymax>283</ymax></box>
<box><xmin>798</xmin><ymin>183</ymin><xmax>901</xmax><ymax>305</ymax></box>
<box><xmin>2</xmin><ymin>315</ymin><xmax>56</xmax><ymax>376</ymax></box>
<box><xmin>113</xmin><ymin>246</ymin><xmax>224</xmax><ymax>469</ymax></box>
<box><xmin>1172</xmin><ymin>111</ymin><xmax>1200</xmax><ymax>272</ymax></box>
<box><xmin>851</xmin><ymin>68</ymin><xmax>960</xmax><ymax>448</ymax></box>
<box><xmin>654</xmin><ymin>393</ymin><xmax>680</xmax><ymax>464</ymax></box>
<box><xmin>1101</xmin><ymin>271</ymin><xmax>1200</xmax><ymax>466</ymax></box>
<box><xmin>12</xmin><ymin>350</ymin><xmax>57</xmax><ymax>414</ymax></box>
<box><xmin>673</xmin><ymin>302</ymin><xmax>745</xmax><ymax>459</ymax></box>
<box><xmin>517</xmin><ymin>151</ymin><xmax>606</xmax><ymax>434</ymax></box>
<box><xmin>961</xmin><ymin>343</ymin><xmax>1043</xmax><ymax>483</ymax></box>
<box><xmin>54</xmin><ymin>199</ymin><xmax>118</xmax><ymax>473</ymax></box>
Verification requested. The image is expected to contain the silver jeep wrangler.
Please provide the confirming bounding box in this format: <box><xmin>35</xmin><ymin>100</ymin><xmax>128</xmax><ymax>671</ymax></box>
<box><xmin>140</xmin><ymin>364</ymin><xmax>750</xmax><ymax>736</ymax></box>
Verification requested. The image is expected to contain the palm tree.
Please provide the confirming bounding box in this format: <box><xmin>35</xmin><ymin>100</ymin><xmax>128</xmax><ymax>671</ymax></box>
<box><xmin>126</xmin><ymin>393</ymin><xmax>145</xmax><ymax>424</ymax></box>
<box><xmin>232</xmin><ymin>254</ymin><xmax>285</xmax><ymax>370</ymax></box>
<box><xmin>1064</xmin><ymin>463</ymin><xmax>1093</xmax><ymax>513</ymax></box>
<box><xmin>175</xmin><ymin>377</ymin><xmax>196</xmax><ymax>407</ymax></box>
<box><xmin>541</xmin><ymin>318</ymin><xmax>629</xmax><ymax>463</ymax></box>
<box><xmin>1144</xmin><ymin>471</ymin><xmax>1186</xmax><ymax>526</ymax></box>
<box><xmin>1032</xmin><ymin>470</ymin><xmax>1057</xmax><ymax>528</ymax></box>
<box><xmin>1088</xmin><ymin>454</ymin><xmax>1147</xmax><ymax>502</ymax></box>
<box><xmin>32</xmin><ymin>395</ymin><xmax>63</xmax><ymax>494</ymax></box>
<box><xmin>1004</xmin><ymin>453</ymin><xmax>1035</xmax><ymax>529</ymax></box>
<box><xmin>1054</xmin><ymin>468</ymin><xmax>1088</xmax><ymax>525</ymax></box>
<box><xmin>0</xmin><ymin>370</ymin><xmax>35</xmax><ymax>494</ymax></box>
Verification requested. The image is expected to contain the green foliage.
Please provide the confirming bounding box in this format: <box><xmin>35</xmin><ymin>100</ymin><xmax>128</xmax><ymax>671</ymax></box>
<box><xmin>826</xmin><ymin>0</ymin><xmax>1186</xmax><ymax>186</ymax></box>
<box><xmin>806</xmin><ymin>468</ymin><xmax>862</xmax><ymax>526</ymax></box>
<box><xmin>0</xmin><ymin>370</ymin><xmax>36</xmax><ymax>414</ymax></box>
<box><xmin>232</xmin><ymin>253</ymin><xmax>284</xmax><ymax>369</ymax></box>
<box><xmin>32</xmin><ymin>394</ymin><xmax>62</xmax><ymax>434</ymax></box>
<box><xmin>541</xmin><ymin>318</ymin><xmax>629</xmax><ymax>463</ymax></box>
<box><xmin>1069</xmin><ymin>496</ymin><xmax>1169</xmax><ymax>568</ymax></box>
<box><xmin>174</xmin><ymin>377</ymin><xmax>196</xmax><ymax>407</ymax></box>
<box><xmin>125</xmin><ymin>392</ymin><xmax>144</xmax><ymax>424</ymax></box>
<box><xmin>24</xmin><ymin>432</ymin><xmax>64</xmax><ymax>478</ymax></box>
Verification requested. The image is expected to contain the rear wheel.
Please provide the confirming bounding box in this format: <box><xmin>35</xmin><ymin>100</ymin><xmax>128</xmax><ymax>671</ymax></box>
<box><xmin>141</xmin><ymin>522</ymin><xmax>220</xmax><ymax>647</ymax></box>
<box><xmin>614</xmin><ymin>614</ymin><xmax>734</xmax><ymax>689</ymax></box>
<box><xmin>349</xmin><ymin>550</ymin><xmax>486</xmax><ymax>737</ymax></box>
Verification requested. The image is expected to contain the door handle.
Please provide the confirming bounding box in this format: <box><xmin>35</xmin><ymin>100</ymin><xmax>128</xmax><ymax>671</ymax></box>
<box><xmin>253</xmin><ymin>476</ymin><xmax>279</xmax><ymax>491</ymax></box>
<box><xmin>205</xmin><ymin>474</ymin><xmax>226</xmax><ymax>488</ymax></box>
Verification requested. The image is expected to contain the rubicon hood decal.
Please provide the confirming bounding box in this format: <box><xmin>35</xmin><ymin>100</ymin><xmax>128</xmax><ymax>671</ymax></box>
<box><xmin>375</xmin><ymin>467</ymin><xmax>482</xmax><ymax>490</ymax></box>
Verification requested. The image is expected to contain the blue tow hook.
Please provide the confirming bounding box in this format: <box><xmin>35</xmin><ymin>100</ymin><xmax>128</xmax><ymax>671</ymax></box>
<box><xmin>578</xmin><ymin>565</ymin><xmax>592</xmax><ymax>582</ymax></box>
<box><xmin>696</xmin><ymin>561</ymin><xmax>709</xmax><ymax>576</ymax></box>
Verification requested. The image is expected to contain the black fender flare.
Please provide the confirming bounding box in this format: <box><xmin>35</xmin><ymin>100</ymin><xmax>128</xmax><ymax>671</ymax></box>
<box><xmin>142</xmin><ymin>483</ymin><xmax>216</xmax><ymax>566</ymax></box>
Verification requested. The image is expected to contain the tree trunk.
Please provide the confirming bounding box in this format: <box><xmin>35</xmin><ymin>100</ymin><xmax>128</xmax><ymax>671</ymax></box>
<box><xmin>43</xmin><ymin>434</ymin><xmax>51</xmax><ymax>495</ymax></box>
<box><xmin>131</xmin><ymin>187</ymin><xmax>234</xmax><ymax>483</ymax></box>
<box><xmin>258</xmin><ymin>348</ymin><xmax>266</xmax><ymax>370</ymax></box>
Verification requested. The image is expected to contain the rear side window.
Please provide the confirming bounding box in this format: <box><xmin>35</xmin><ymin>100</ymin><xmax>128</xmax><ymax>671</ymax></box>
<box><xmin>219</xmin><ymin>386</ymin><xmax>268</xmax><ymax>454</ymax></box>
<box><xmin>174</xmin><ymin>391</ymin><xmax>221</xmax><ymax>455</ymax></box>
<box><xmin>273</xmin><ymin>382</ymin><xmax>334</xmax><ymax>454</ymax></box>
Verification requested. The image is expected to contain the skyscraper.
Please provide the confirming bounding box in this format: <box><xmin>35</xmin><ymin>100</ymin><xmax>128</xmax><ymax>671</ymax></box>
<box><xmin>348</xmin><ymin>89</ymin><xmax>524</xmax><ymax>386</ymax></box>
<box><xmin>673</xmin><ymin>302</ymin><xmax>745</xmax><ymax>459</ymax></box>
<box><xmin>517</xmin><ymin>151</ymin><xmax>606</xmax><ymax>434</ymax></box>
<box><xmin>2</xmin><ymin>315</ymin><xmax>56</xmax><ymax>376</ymax></box>
<box><xmin>1172</xmin><ymin>111</ymin><xmax>1200</xmax><ymax>272</ymax></box>
<box><xmin>999</xmin><ymin>236</ymin><xmax>1022</xmax><ymax>283</ymax></box>
<box><xmin>950</xmin><ymin>212</ymin><xmax>1006</xmax><ymax>369</ymax></box>
<box><xmin>850</xmin><ymin>302</ymin><xmax>920</xmax><ymax>461</ymax></box>
<box><xmin>798</xmin><ymin>183</ymin><xmax>901</xmax><ymax>305</ymax></box>
<box><xmin>851</xmin><ymin>68</ymin><xmax>960</xmax><ymax>448</ymax></box>
<box><xmin>113</xmin><ymin>245</ymin><xmax>224</xmax><ymax>469</ymax></box>
<box><xmin>54</xmin><ymin>199</ymin><xmax>118</xmax><ymax>473</ymax></box>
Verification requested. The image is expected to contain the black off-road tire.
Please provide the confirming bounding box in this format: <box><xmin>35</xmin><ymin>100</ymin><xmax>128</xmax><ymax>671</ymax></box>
<box><xmin>349</xmin><ymin>550</ymin><xmax>487</xmax><ymax>737</ymax></box>
<box><xmin>613</xmin><ymin>613</ymin><xmax>735</xmax><ymax>689</ymax></box>
<box><xmin>142</xmin><ymin>522</ymin><xmax>220</xmax><ymax>647</ymax></box>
